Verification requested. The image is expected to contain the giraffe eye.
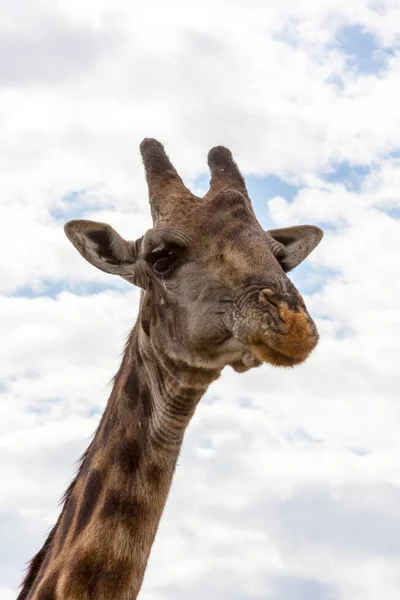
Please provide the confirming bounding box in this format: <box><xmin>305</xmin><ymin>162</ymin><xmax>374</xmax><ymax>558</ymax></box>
<box><xmin>147</xmin><ymin>241</ymin><xmax>186</xmax><ymax>277</ymax></box>
<box><xmin>152</xmin><ymin>251</ymin><xmax>179</xmax><ymax>275</ymax></box>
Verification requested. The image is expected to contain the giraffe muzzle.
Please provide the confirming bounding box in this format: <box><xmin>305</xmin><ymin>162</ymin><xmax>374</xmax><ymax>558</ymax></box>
<box><xmin>243</xmin><ymin>288</ymin><xmax>319</xmax><ymax>367</ymax></box>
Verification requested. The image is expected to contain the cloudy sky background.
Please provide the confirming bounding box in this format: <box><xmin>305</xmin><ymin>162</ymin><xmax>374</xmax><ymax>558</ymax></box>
<box><xmin>1</xmin><ymin>0</ymin><xmax>400</xmax><ymax>598</ymax></box>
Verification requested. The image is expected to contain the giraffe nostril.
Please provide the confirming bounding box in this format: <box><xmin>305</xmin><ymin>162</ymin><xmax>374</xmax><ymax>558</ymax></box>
<box><xmin>259</xmin><ymin>288</ymin><xmax>281</xmax><ymax>308</ymax></box>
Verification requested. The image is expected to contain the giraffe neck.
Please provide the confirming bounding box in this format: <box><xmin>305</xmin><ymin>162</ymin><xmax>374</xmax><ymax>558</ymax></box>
<box><xmin>23</xmin><ymin>324</ymin><xmax>220</xmax><ymax>600</ymax></box>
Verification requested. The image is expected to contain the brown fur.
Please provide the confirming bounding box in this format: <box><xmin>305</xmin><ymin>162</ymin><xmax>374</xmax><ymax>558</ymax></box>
<box><xmin>18</xmin><ymin>139</ymin><xmax>323</xmax><ymax>599</ymax></box>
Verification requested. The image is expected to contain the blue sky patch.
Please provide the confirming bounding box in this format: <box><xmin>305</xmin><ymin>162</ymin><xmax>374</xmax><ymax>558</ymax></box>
<box><xmin>199</xmin><ymin>438</ymin><xmax>214</xmax><ymax>450</ymax></box>
<box><xmin>270</xmin><ymin>574</ymin><xmax>339</xmax><ymax>600</ymax></box>
<box><xmin>288</xmin><ymin>264</ymin><xmax>339</xmax><ymax>297</ymax></box>
<box><xmin>335</xmin><ymin>326</ymin><xmax>356</xmax><ymax>340</ymax></box>
<box><xmin>28</xmin><ymin>397</ymin><xmax>60</xmax><ymax>415</ymax></box>
<box><xmin>325</xmin><ymin>72</ymin><xmax>345</xmax><ymax>90</ymax></box>
<box><xmin>381</xmin><ymin>207</ymin><xmax>400</xmax><ymax>219</ymax></box>
<box><xmin>351</xmin><ymin>447</ymin><xmax>369</xmax><ymax>457</ymax></box>
<box><xmin>50</xmin><ymin>190</ymin><xmax>110</xmax><ymax>221</ymax></box>
<box><xmin>323</xmin><ymin>161</ymin><xmax>371</xmax><ymax>191</ymax></box>
<box><xmin>283</xmin><ymin>427</ymin><xmax>322</xmax><ymax>445</ymax></box>
<box><xmin>237</xmin><ymin>397</ymin><xmax>255</xmax><ymax>409</ymax></box>
<box><xmin>247</xmin><ymin>175</ymin><xmax>301</xmax><ymax>229</ymax></box>
<box><xmin>333</xmin><ymin>24</ymin><xmax>395</xmax><ymax>75</ymax></box>
<box><xmin>12</xmin><ymin>279</ymin><xmax>129</xmax><ymax>299</ymax></box>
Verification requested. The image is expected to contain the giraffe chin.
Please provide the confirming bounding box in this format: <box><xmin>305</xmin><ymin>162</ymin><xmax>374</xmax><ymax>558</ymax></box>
<box><xmin>249</xmin><ymin>343</ymin><xmax>310</xmax><ymax>367</ymax></box>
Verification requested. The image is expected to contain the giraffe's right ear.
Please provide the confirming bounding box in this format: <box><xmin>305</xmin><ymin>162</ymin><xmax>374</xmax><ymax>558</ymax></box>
<box><xmin>64</xmin><ymin>220</ymin><xmax>140</xmax><ymax>282</ymax></box>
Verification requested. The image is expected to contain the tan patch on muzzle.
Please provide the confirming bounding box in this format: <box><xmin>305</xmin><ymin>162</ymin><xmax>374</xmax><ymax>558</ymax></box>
<box><xmin>250</xmin><ymin>306</ymin><xmax>319</xmax><ymax>368</ymax></box>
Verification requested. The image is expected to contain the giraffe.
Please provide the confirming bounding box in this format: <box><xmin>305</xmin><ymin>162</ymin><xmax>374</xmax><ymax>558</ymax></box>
<box><xmin>18</xmin><ymin>138</ymin><xmax>323</xmax><ymax>600</ymax></box>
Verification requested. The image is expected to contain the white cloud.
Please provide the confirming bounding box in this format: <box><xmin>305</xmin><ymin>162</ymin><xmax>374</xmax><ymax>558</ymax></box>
<box><xmin>1</xmin><ymin>0</ymin><xmax>400</xmax><ymax>599</ymax></box>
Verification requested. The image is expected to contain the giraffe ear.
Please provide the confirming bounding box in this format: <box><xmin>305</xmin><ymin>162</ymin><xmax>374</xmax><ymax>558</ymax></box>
<box><xmin>268</xmin><ymin>225</ymin><xmax>323</xmax><ymax>272</ymax></box>
<box><xmin>64</xmin><ymin>219</ymin><xmax>140</xmax><ymax>282</ymax></box>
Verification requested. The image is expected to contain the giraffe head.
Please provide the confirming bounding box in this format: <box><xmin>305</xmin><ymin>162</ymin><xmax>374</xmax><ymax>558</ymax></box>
<box><xmin>65</xmin><ymin>138</ymin><xmax>323</xmax><ymax>372</ymax></box>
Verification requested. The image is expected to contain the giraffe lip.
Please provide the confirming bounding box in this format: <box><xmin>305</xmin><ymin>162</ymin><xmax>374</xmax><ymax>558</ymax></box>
<box><xmin>249</xmin><ymin>342</ymin><xmax>309</xmax><ymax>367</ymax></box>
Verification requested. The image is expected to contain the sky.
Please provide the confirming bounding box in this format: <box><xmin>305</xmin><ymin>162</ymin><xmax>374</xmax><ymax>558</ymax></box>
<box><xmin>0</xmin><ymin>1</ymin><xmax>400</xmax><ymax>598</ymax></box>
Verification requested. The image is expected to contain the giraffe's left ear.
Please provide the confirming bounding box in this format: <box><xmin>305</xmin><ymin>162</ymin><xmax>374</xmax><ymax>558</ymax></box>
<box><xmin>267</xmin><ymin>225</ymin><xmax>323</xmax><ymax>272</ymax></box>
<box><xmin>64</xmin><ymin>219</ymin><xmax>141</xmax><ymax>283</ymax></box>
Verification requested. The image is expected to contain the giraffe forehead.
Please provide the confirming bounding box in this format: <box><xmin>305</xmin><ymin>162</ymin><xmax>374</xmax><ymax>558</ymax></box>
<box><xmin>157</xmin><ymin>188</ymin><xmax>252</xmax><ymax>223</ymax></box>
<box><xmin>148</xmin><ymin>191</ymin><xmax>261</xmax><ymax>247</ymax></box>
<box><xmin>194</xmin><ymin>202</ymin><xmax>271</xmax><ymax>256</ymax></box>
<box><xmin>202</xmin><ymin>193</ymin><xmax>255</xmax><ymax>228</ymax></box>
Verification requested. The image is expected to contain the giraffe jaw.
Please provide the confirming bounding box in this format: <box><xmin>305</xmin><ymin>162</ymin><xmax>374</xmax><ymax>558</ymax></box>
<box><xmin>227</xmin><ymin>336</ymin><xmax>310</xmax><ymax>372</ymax></box>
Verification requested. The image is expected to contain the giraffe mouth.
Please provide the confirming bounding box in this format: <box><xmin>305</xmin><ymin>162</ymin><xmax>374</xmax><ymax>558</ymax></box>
<box><xmin>249</xmin><ymin>342</ymin><xmax>311</xmax><ymax>367</ymax></box>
